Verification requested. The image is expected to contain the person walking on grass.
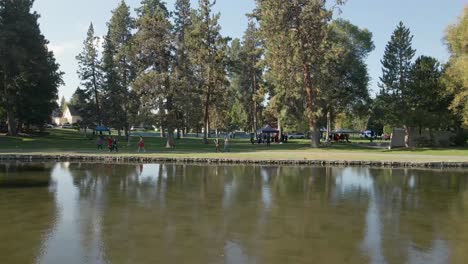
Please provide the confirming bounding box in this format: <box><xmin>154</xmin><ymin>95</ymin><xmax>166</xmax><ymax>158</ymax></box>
<box><xmin>138</xmin><ymin>136</ymin><xmax>146</xmax><ymax>153</ymax></box>
<box><xmin>113</xmin><ymin>137</ymin><xmax>119</xmax><ymax>152</ymax></box>
<box><xmin>97</xmin><ymin>136</ymin><xmax>104</xmax><ymax>150</ymax></box>
<box><xmin>214</xmin><ymin>138</ymin><xmax>221</xmax><ymax>153</ymax></box>
<box><xmin>107</xmin><ymin>137</ymin><xmax>114</xmax><ymax>152</ymax></box>
<box><xmin>224</xmin><ymin>137</ymin><xmax>230</xmax><ymax>152</ymax></box>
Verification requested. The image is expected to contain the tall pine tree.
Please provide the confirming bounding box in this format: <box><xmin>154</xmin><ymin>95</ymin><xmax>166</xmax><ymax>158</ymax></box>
<box><xmin>0</xmin><ymin>0</ymin><xmax>62</xmax><ymax>134</ymax></box>
<box><xmin>188</xmin><ymin>0</ymin><xmax>229</xmax><ymax>143</ymax></box>
<box><xmin>102</xmin><ymin>0</ymin><xmax>135</xmax><ymax>136</ymax></box>
<box><xmin>378</xmin><ymin>22</ymin><xmax>416</xmax><ymax>146</ymax></box>
<box><xmin>173</xmin><ymin>0</ymin><xmax>199</xmax><ymax>138</ymax></box>
<box><xmin>76</xmin><ymin>23</ymin><xmax>103</xmax><ymax>125</ymax></box>
<box><xmin>256</xmin><ymin>0</ymin><xmax>345</xmax><ymax>147</ymax></box>
<box><xmin>132</xmin><ymin>0</ymin><xmax>178</xmax><ymax>148</ymax></box>
<box><xmin>232</xmin><ymin>21</ymin><xmax>264</xmax><ymax>134</ymax></box>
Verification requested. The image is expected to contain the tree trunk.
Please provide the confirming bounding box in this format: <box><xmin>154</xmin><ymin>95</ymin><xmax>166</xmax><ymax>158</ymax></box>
<box><xmin>203</xmin><ymin>90</ymin><xmax>211</xmax><ymax>144</ymax></box>
<box><xmin>177</xmin><ymin>128</ymin><xmax>181</xmax><ymax>139</ymax></box>
<box><xmin>252</xmin><ymin>68</ymin><xmax>258</xmax><ymax>134</ymax></box>
<box><xmin>6</xmin><ymin>108</ymin><xmax>17</xmax><ymax>136</ymax></box>
<box><xmin>277</xmin><ymin>117</ymin><xmax>282</xmax><ymax>142</ymax></box>
<box><xmin>326</xmin><ymin>110</ymin><xmax>331</xmax><ymax>142</ymax></box>
<box><xmin>296</xmin><ymin>14</ymin><xmax>320</xmax><ymax>148</ymax></box>
<box><xmin>404</xmin><ymin>125</ymin><xmax>415</xmax><ymax>148</ymax></box>
<box><xmin>166</xmin><ymin>129</ymin><xmax>175</xmax><ymax>148</ymax></box>
<box><xmin>125</xmin><ymin>125</ymin><xmax>130</xmax><ymax>145</ymax></box>
<box><xmin>92</xmin><ymin>68</ymin><xmax>101</xmax><ymax>125</ymax></box>
<box><xmin>160</xmin><ymin>126</ymin><xmax>164</xmax><ymax>138</ymax></box>
<box><xmin>303</xmin><ymin>63</ymin><xmax>320</xmax><ymax>148</ymax></box>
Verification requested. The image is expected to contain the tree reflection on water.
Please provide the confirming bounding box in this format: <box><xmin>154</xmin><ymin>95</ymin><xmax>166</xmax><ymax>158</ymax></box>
<box><xmin>0</xmin><ymin>163</ymin><xmax>467</xmax><ymax>264</ymax></box>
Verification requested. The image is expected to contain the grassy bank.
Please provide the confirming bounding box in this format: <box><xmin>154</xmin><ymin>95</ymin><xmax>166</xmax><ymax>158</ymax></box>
<box><xmin>0</xmin><ymin>129</ymin><xmax>467</xmax><ymax>163</ymax></box>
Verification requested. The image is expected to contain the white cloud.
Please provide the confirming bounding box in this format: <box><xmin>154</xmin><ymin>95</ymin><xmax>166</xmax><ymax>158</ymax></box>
<box><xmin>48</xmin><ymin>42</ymin><xmax>78</xmax><ymax>57</ymax></box>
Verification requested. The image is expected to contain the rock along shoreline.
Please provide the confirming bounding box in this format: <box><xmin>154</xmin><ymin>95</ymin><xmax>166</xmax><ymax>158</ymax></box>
<box><xmin>0</xmin><ymin>154</ymin><xmax>467</xmax><ymax>169</ymax></box>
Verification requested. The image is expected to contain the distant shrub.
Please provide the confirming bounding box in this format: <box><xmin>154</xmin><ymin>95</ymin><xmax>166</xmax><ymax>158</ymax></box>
<box><xmin>415</xmin><ymin>137</ymin><xmax>433</xmax><ymax>147</ymax></box>
<box><xmin>451</xmin><ymin>130</ymin><xmax>468</xmax><ymax>147</ymax></box>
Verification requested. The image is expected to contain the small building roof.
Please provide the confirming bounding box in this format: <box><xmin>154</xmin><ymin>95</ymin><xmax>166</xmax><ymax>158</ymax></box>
<box><xmin>258</xmin><ymin>125</ymin><xmax>279</xmax><ymax>134</ymax></box>
<box><xmin>67</xmin><ymin>106</ymin><xmax>80</xmax><ymax>116</ymax></box>
<box><xmin>331</xmin><ymin>129</ymin><xmax>361</xmax><ymax>134</ymax></box>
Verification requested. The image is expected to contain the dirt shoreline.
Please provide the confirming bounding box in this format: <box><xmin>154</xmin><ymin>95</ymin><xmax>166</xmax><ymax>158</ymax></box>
<box><xmin>1</xmin><ymin>153</ymin><xmax>467</xmax><ymax>168</ymax></box>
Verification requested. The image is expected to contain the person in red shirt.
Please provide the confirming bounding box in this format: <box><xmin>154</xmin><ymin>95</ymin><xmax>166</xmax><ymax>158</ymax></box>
<box><xmin>138</xmin><ymin>136</ymin><xmax>146</xmax><ymax>153</ymax></box>
<box><xmin>107</xmin><ymin>137</ymin><xmax>114</xmax><ymax>152</ymax></box>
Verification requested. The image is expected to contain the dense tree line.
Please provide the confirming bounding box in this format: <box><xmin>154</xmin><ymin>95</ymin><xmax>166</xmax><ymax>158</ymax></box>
<box><xmin>5</xmin><ymin>0</ymin><xmax>463</xmax><ymax>147</ymax></box>
<box><xmin>0</xmin><ymin>0</ymin><xmax>63</xmax><ymax>135</ymax></box>
<box><xmin>372</xmin><ymin>18</ymin><xmax>466</xmax><ymax>147</ymax></box>
<box><xmin>71</xmin><ymin>0</ymin><xmax>466</xmax><ymax>148</ymax></box>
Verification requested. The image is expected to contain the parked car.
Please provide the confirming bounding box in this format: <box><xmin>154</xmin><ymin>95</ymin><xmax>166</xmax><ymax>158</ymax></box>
<box><xmin>288</xmin><ymin>133</ymin><xmax>306</xmax><ymax>139</ymax></box>
<box><xmin>45</xmin><ymin>124</ymin><xmax>55</xmax><ymax>128</ymax></box>
<box><xmin>360</xmin><ymin>130</ymin><xmax>374</xmax><ymax>139</ymax></box>
<box><xmin>61</xmin><ymin>124</ymin><xmax>74</xmax><ymax>129</ymax></box>
<box><xmin>131</xmin><ymin>126</ymin><xmax>147</xmax><ymax>131</ymax></box>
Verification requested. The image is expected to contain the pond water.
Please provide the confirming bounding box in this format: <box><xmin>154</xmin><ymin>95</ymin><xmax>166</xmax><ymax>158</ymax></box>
<box><xmin>0</xmin><ymin>163</ymin><xmax>467</xmax><ymax>264</ymax></box>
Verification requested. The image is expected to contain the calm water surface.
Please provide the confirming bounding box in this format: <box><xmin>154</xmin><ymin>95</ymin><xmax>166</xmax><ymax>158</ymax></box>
<box><xmin>1</xmin><ymin>163</ymin><xmax>468</xmax><ymax>264</ymax></box>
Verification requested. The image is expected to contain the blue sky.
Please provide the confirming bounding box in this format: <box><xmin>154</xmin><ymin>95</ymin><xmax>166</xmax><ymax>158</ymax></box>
<box><xmin>32</xmin><ymin>0</ymin><xmax>466</xmax><ymax>100</ymax></box>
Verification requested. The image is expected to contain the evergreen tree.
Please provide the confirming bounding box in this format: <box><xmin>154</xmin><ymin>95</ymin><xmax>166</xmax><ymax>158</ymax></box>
<box><xmin>69</xmin><ymin>87</ymin><xmax>95</xmax><ymax>129</ymax></box>
<box><xmin>132</xmin><ymin>0</ymin><xmax>177</xmax><ymax>148</ymax></box>
<box><xmin>0</xmin><ymin>0</ymin><xmax>62</xmax><ymax>134</ymax></box>
<box><xmin>230</xmin><ymin>21</ymin><xmax>265</xmax><ymax>133</ymax></box>
<box><xmin>59</xmin><ymin>96</ymin><xmax>67</xmax><ymax>115</ymax></box>
<box><xmin>173</xmin><ymin>0</ymin><xmax>199</xmax><ymax>138</ymax></box>
<box><xmin>227</xmin><ymin>38</ymin><xmax>248</xmax><ymax>131</ymax></box>
<box><xmin>378</xmin><ymin>22</ymin><xmax>416</xmax><ymax>146</ymax></box>
<box><xmin>17</xmin><ymin>50</ymin><xmax>63</xmax><ymax>129</ymax></box>
<box><xmin>102</xmin><ymin>1</ymin><xmax>135</xmax><ymax>136</ymax></box>
<box><xmin>101</xmin><ymin>31</ymin><xmax>124</xmax><ymax>131</ymax></box>
<box><xmin>76</xmin><ymin>23</ymin><xmax>103</xmax><ymax>125</ymax></box>
<box><xmin>188</xmin><ymin>0</ymin><xmax>230</xmax><ymax>143</ymax></box>
<box><xmin>407</xmin><ymin>56</ymin><xmax>453</xmax><ymax>131</ymax></box>
<box><xmin>379</xmin><ymin>22</ymin><xmax>416</xmax><ymax>96</ymax></box>
<box><xmin>256</xmin><ymin>0</ymin><xmax>345</xmax><ymax>147</ymax></box>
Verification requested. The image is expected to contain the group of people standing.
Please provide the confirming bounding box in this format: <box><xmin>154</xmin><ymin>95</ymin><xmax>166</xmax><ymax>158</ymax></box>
<box><xmin>214</xmin><ymin>137</ymin><xmax>230</xmax><ymax>153</ymax></box>
<box><xmin>96</xmin><ymin>136</ymin><xmax>146</xmax><ymax>152</ymax></box>
<box><xmin>96</xmin><ymin>136</ymin><xmax>119</xmax><ymax>152</ymax></box>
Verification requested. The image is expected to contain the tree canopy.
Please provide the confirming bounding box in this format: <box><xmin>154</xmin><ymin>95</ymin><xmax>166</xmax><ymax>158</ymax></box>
<box><xmin>0</xmin><ymin>0</ymin><xmax>63</xmax><ymax>135</ymax></box>
<box><xmin>443</xmin><ymin>6</ymin><xmax>468</xmax><ymax>127</ymax></box>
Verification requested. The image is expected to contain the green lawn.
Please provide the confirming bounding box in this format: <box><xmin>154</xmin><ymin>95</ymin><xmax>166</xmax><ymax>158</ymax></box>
<box><xmin>0</xmin><ymin>129</ymin><xmax>467</xmax><ymax>162</ymax></box>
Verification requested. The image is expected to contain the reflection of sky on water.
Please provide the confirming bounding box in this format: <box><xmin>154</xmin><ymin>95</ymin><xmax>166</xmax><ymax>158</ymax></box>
<box><xmin>223</xmin><ymin>179</ymin><xmax>235</xmax><ymax>209</ymax></box>
<box><xmin>408</xmin><ymin>239</ymin><xmax>449</xmax><ymax>264</ymax></box>
<box><xmin>138</xmin><ymin>164</ymin><xmax>162</xmax><ymax>183</ymax></box>
<box><xmin>409</xmin><ymin>175</ymin><xmax>416</xmax><ymax>189</ymax></box>
<box><xmin>334</xmin><ymin>168</ymin><xmax>386</xmax><ymax>264</ymax></box>
<box><xmin>224</xmin><ymin>240</ymin><xmax>249</xmax><ymax>264</ymax></box>
<box><xmin>334</xmin><ymin>168</ymin><xmax>452</xmax><ymax>264</ymax></box>
<box><xmin>135</xmin><ymin>164</ymin><xmax>167</xmax><ymax>207</ymax></box>
<box><xmin>38</xmin><ymin>164</ymin><xmax>106</xmax><ymax>264</ymax></box>
<box><xmin>335</xmin><ymin>168</ymin><xmax>373</xmax><ymax>195</ymax></box>
<box><xmin>362</xmin><ymin>188</ymin><xmax>385</xmax><ymax>264</ymax></box>
<box><xmin>261</xmin><ymin>168</ymin><xmax>272</xmax><ymax>210</ymax></box>
<box><xmin>13</xmin><ymin>163</ymin><xmax>462</xmax><ymax>264</ymax></box>
<box><xmin>261</xmin><ymin>185</ymin><xmax>272</xmax><ymax>210</ymax></box>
